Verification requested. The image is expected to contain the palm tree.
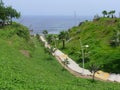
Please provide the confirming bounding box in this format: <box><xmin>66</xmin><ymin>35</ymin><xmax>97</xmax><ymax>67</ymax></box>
<box><xmin>58</xmin><ymin>31</ymin><xmax>69</xmax><ymax>49</ymax></box>
<box><xmin>108</xmin><ymin>10</ymin><xmax>115</xmax><ymax>18</ymax></box>
<box><xmin>107</xmin><ymin>11</ymin><xmax>112</xmax><ymax>18</ymax></box>
<box><xmin>111</xmin><ymin>10</ymin><xmax>115</xmax><ymax>18</ymax></box>
<box><xmin>102</xmin><ymin>10</ymin><xmax>107</xmax><ymax>17</ymax></box>
<box><xmin>47</xmin><ymin>34</ymin><xmax>54</xmax><ymax>44</ymax></box>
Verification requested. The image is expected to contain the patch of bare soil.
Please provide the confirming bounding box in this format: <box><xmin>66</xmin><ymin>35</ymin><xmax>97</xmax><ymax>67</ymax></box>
<box><xmin>8</xmin><ymin>41</ymin><xmax>12</xmax><ymax>45</ymax></box>
<box><xmin>20</xmin><ymin>50</ymin><xmax>30</xmax><ymax>58</ymax></box>
<box><xmin>106</xmin><ymin>19</ymin><xmax>117</xmax><ymax>25</ymax></box>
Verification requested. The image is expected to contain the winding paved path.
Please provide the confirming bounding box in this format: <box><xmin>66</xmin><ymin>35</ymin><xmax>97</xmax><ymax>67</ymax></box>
<box><xmin>40</xmin><ymin>35</ymin><xmax>120</xmax><ymax>83</ymax></box>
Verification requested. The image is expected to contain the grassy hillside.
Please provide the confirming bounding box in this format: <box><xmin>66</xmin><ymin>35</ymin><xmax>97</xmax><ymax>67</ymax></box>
<box><xmin>58</xmin><ymin>17</ymin><xmax>120</xmax><ymax>74</ymax></box>
<box><xmin>0</xmin><ymin>23</ymin><xmax>120</xmax><ymax>89</ymax></box>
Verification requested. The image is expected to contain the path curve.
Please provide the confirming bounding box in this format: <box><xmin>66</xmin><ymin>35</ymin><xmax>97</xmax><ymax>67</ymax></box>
<box><xmin>39</xmin><ymin>35</ymin><xmax>120</xmax><ymax>83</ymax></box>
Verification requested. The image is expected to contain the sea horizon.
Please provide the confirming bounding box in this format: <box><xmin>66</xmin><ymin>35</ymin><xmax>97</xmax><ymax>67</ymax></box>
<box><xmin>15</xmin><ymin>15</ymin><xmax>93</xmax><ymax>34</ymax></box>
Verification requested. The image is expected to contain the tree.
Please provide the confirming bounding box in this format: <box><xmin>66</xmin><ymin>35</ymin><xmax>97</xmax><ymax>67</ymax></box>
<box><xmin>89</xmin><ymin>64</ymin><xmax>100</xmax><ymax>82</ymax></box>
<box><xmin>108</xmin><ymin>10</ymin><xmax>115</xmax><ymax>18</ymax></box>
<box><xmin>42</xmin><ymin>30</ymin><xmax>48</xmax><ymax>37</ymax></box>
<box><xmin>6</xmin><ymin>6</ymin><xmax>20</xmax><ymax>25</ymax></box>
<box><xmin>42</xmin><ymin>30</ymin><xmax>48</xmax><ymax>34</ymax></box>
<box><xmin>44</xmin><ymin>46</ymin><xmax>57</xmax><ymax>55</ymax></box>
<box><xmin>58</xmin><ymin>31</ymin><xmax>69</xmax><ymax>49</ymax></box>
<box><xmin>107</xmin><ymin>11</ymin><xmax>111</xmax><ymax>18</ymax></box>
<box><xmin>47</xmin><ymin>34</ymin><xmax>54</xmax><ymax>44</ymax></box>
<box><xmin>46</xmin><ymin>34</ymin><xmax>59</xmax><ymax>48</ymax></box>
<box><xmin>0</xmin><ymin>1</ymin><xmax>6</xmax><ymax>26</ymax></box>
<box><xmin>102</xmin><ymin>10</ymin><xmax>107</xmax><ymax>17</ymax></box>
<box><xmin>0</xmin><ymin>1</ymin><xmax>20</xmax><ymax>26</ymax></box>
<box><xmin>111</xmin><ymin>10</ymin><xmax>115</xmax><ymax>18</ymax></box>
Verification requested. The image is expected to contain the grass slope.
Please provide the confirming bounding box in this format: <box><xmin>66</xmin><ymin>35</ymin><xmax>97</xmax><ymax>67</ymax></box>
<box><xmin>0</xmin><ymin>23</ymin><xmax>120</xmax><ymax>89</ymax></box>
<box><xmin>59</xmin><ymin>18</ymin><xmax>120</xmax><ymax>73</ymax></box>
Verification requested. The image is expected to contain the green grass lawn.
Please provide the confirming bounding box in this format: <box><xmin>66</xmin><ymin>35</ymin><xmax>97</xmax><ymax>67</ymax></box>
<box><xmin>0</xmin><ymin>23</ymin><xmax>120</xmax><ymax>90</ymax></box>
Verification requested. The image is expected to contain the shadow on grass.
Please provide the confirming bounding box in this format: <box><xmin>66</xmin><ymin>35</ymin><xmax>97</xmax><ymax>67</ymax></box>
<box><xmin>61</xmin><ymin>67</ymin><xmax>67</xmax><ymax>72</ymax></box>
<box><xmin>87</xmin><ymin>79</ymin><xmax>98</xmax><ymax>83</ymax></box>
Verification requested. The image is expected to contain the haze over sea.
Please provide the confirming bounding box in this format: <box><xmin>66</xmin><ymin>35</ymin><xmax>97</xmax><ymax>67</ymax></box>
<box><xmin>15</xmin><ymin>15</ymin><xmax>92</xmax><ymax>34</ymax></box>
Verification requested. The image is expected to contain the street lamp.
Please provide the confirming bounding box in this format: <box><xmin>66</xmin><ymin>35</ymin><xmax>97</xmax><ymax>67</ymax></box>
<box><xmin>79</xmin><ymin>39</ymin><xmax>89</xmax><ymax>75</ymax></box>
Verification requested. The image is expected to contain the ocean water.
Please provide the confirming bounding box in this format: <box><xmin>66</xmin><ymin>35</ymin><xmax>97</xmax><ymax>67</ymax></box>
<box><xmin>15</xmin><ymin>15</ymin><xmax>92</xmax><ymax>34</ymax></box>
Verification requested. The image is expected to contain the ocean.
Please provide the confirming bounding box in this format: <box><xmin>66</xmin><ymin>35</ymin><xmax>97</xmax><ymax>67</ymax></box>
<box><xmin>15</xmin><ymin>15</ymin><xmax>92</xmax><ymax>34</ymax></box>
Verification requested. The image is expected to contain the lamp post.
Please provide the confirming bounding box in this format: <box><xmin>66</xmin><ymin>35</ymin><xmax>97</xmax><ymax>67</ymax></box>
<box><xmin>79</xmin><ymin>39</ymin><xmax>89</xmax><ymax>75</ymax></box>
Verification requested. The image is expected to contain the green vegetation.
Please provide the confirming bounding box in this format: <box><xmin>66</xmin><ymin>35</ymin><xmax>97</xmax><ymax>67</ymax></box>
<box><xmin>0</xmin><ymin>22</ymin><xmax>120</xmax><ymax>89</ymax></box>
<box><xmin>42</xmin><ymin>30</ymin><xmax>48</xmax><ymax>35</ymax></box>
<box><xmin>0</xmin><ymin>0</ymin><xmax>20</xmax><ymax>26</ymax></box>
<box><xmin>102</xmin><ymin>10</ymin><xmax>116</xmax><ymax>18</ymax></box>
<box><xmin>58</xmin><ymin>31</ymin><xmax>69</xmax><ymax>49</ymax></box>
<box><xmin>89</xmin><ymin>64</ymin><xmax>100</xmax><ymax>82</ymax></box>
<box><xmin>57</xmin><ymin>17</ymin><xmax>120</xmax><ymax>74</ymax></box>
<box><xmin>0</xmin><ymin>1</ymin><xmax>120</xmax><ymax>89</ymax></box>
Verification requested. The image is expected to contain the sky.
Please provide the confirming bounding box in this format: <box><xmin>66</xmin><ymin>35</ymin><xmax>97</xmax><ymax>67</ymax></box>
<box><xmin>3</xmin><ymin>0</ymin><xmax>120</xmax><ymax>16</ymax></box>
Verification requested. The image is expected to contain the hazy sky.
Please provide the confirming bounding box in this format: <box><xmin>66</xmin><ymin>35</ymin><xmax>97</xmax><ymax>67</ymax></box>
<box><xmin>3</xmin><ymin>0</ymin><xmax>120</xmax><ymax>16</ymax></box>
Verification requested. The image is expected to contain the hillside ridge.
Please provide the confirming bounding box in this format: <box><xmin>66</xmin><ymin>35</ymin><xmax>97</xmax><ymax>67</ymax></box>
<box><xmin>57</xmin><ymin>17</ymin><xmax>120</xmax><ymax>74</ymax></box>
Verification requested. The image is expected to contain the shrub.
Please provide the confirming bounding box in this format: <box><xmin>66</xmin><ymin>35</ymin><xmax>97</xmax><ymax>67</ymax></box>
<box><xmin>16</xmin><ymin>29</ymin><xmax>30</xmax><ymax>41</ymax></box>
<box><xmin>36</xmin><ymin>34</ymin><xmax>40</xmax><ymax>40</ymax></box>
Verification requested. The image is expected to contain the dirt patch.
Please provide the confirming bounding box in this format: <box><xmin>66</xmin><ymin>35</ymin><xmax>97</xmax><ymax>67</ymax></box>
<box><xmin>8</xmin><ymin>41</ymin><xmax>12</xmax><ymax>45</ymax></box>
<box><xmin>106</xmin><ymin>19</ymin><xmax>117</xmax><ymax>25</ymax></box>
<box><xmin>20</xmin><ymin>50</ymin><xmax>30</xmax><ymax>58</ymax></box>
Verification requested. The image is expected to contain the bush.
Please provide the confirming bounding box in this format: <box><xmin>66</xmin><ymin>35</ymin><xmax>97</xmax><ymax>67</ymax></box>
<box><xmin>16</xmin><ymin>29</ymin><xmax>30</xmax><ymax>41</ymax></box>
<box><xmin>36</xmin><ymin>34</ymin><xmax>40</xmax><ymax>40</ymax></box>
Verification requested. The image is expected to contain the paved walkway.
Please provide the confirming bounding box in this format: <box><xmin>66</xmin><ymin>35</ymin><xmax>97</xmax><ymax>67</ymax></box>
<box><xmin>40</xmin><ymin>35</ymin><xmax>120</xmax><ymax>83</ymax></box>
<box><xmin>54</xmin><ymin>49</ymin><xmax>91</xmax><ymax>76</ymax></box>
